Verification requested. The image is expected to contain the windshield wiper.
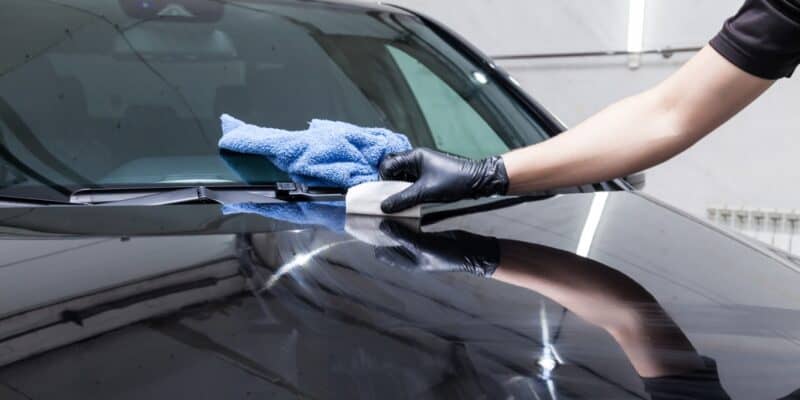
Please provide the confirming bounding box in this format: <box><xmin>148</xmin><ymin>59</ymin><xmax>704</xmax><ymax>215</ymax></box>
<box><xmin>0</xmin><ymin>193</ymin><xmax>73</xmax><ymax>206</ymax></box>
<box><xmin>70</xmin><ymin>183</ymin><xmax>346</xmax><ymax>206</ymax></box>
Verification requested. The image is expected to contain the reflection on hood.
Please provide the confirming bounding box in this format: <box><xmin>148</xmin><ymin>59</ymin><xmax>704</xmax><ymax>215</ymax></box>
<box><xmin>222</xmin><ymin>201</ymin><xmax>346</xmax><ymax>233</ymax></box>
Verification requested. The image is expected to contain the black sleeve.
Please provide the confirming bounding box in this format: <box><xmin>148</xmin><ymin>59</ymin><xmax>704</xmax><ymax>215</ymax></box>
<box><xmin>709</xmin><ymin>0</ymin><xmax>800</xmax><ymax>79</ymax></box>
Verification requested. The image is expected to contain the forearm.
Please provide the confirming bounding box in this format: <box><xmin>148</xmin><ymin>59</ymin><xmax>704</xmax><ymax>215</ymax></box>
<box><xmin>503</xmin><ymin>91</ymin><xmax>686</xmax><ymax>193</ymax></box>
<box><xmin>502</xmin><ymin>46</ymin><xmax>772</xmax><ymax>194</ymax></box>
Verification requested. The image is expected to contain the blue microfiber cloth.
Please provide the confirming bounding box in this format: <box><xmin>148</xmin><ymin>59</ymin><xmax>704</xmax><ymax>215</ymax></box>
<box><xmin>218</xmin><ymin>114</ymin><xmax>412</xmax><ymax>188</ymax></box>
<box><xmin>222</xmin><ymin>201</ymin><xmax>346</xmax><ymax>233</ymax></box>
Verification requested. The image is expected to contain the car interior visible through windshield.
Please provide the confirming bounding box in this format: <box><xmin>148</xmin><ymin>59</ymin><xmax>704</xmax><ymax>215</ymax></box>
<box><xmin>0</xmin><ymin>0</ymin><xmax>551</xmax><ymax>201</ymax></box>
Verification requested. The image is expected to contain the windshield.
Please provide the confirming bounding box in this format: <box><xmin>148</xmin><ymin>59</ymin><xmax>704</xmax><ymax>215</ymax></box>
<box><xmin>0</xmin><ymin>0</ymin><xmax>551</xmax><ymax>199</ymax></box>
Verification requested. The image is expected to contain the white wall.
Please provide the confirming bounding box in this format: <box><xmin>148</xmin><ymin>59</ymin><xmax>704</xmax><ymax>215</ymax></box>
<box><xmin>389</xmin><ymin>0</ymin><xmax>800</xmax><ymax>220</ymax></box>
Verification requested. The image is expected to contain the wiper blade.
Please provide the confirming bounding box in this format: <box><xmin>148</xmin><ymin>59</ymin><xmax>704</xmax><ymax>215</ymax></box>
<box><xmin>70</xmin><ymin>183</ymin><xmax>346</xmax><ymax>206</ymax></box>
<box><xmin>0</xmin><ymin>193</ymin><xmax>73</xmax><ymax>206</ymax></box>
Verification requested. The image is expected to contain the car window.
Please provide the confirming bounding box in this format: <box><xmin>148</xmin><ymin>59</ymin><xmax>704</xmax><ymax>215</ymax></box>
<box><xmin>387</xmin><ymin>46</ymin><xmax>509</xmax><ymax>159</ymax></box>
<box><xmin>0</xmin><ymin>0</ymin><xmax>551</xmax><ymax>199</ymax></box>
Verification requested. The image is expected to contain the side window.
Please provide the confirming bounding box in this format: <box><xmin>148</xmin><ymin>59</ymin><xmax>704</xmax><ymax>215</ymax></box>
<box><xmin>387</xmin><ymin>46</ymin><xmax>509</xmax><ymax>159</ymax></box>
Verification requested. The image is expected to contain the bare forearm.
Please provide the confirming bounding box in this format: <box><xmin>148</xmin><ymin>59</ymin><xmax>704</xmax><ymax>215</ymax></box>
<box><xmin>503</xmin><ymin>91</ymin><xmax>687</xmax><ymax>193</ymax></box>
<box><xmin>502</xmin><ymin>46</ymin><xmax>772</xmax><ymax>194</ymax></box>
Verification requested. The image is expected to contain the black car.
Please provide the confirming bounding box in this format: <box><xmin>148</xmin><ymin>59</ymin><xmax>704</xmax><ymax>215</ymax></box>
<box><xmin>1</xmin><ymin>1</ymin><xmax>799</xmax><ymax>399</ymax></box>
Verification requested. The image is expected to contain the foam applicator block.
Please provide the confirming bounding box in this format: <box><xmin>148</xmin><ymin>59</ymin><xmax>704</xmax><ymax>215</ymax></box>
<box><xmin>346</xmin><ymin>181</ymin><xmax>423</xmax><ymax>218</ymax></box>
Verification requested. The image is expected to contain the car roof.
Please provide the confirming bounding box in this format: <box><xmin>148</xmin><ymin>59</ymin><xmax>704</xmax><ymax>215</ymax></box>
<box><xmin>250</xmin><ymin>0</ymin><xmax>415</xmax><ymax>15</ymax></box>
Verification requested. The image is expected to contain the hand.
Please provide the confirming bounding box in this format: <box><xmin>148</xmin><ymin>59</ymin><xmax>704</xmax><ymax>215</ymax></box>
<box><xmin>375</xmin><ymin>220</ymin><xmax>500</xmax><ymax>277</ymax></box>
<box><xmin>379</xmin><ymin>148</ymin><xmax>509</xmax><ymax>213</ymax></box>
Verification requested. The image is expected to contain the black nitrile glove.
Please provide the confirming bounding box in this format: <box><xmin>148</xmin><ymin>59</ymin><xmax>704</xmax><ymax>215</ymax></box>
<box><xmin>375</xmin><ymin>220</ymin><xmax>500</xmax><ymax>277</ymax></box>
<box><xmin>379</xmin><ymin>148</ymin><xmax>509</xmax><ymax>213</ymax></box>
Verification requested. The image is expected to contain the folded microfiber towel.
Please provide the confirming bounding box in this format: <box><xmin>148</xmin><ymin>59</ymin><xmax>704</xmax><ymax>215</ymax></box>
<box><xmin>218</xmin><ymin>114</ymin><xmax>412</xmax><ymax>188</ymax></box>
<box><xmin>222</xmin><ymin>201</ymin><xmax>346</xmax><ymax>233</ymax></box>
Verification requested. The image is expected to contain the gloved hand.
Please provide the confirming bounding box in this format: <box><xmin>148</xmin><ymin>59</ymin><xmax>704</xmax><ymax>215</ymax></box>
<box><xmin>379</xmin><ymin>148</ymin><xmax>510</xmax><ymax>213</ymax></box>
<box><xmin>375</xmin><ymin>220</ymin><xmax>500</xmax><ymax>277</ymax></box>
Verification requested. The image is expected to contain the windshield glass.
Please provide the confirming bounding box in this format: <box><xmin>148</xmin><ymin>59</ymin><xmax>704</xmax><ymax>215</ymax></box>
<box><xmin>0</xmin><ymin>0</ymin><xmax>550</xmax><ymax>199</ymax></box>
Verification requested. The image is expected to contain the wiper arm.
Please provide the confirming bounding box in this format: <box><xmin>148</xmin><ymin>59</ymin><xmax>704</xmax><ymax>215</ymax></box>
<box><xmin>70</xmin><ymin>183</ymin><xmax>346</xmax><ymax>206</ymax></box>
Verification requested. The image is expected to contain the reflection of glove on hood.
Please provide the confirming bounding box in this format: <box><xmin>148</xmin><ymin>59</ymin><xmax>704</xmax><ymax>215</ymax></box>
<box><xmin>375</xmin><ymin>220</ymin><xmax>500</xmax><ymax>277</ymax></box>
<box><xmin>219</xmin><ymin>114</ymin><xmax>412</xmax><ymax>188</ymax></box>
<box><xmin>222</xmin><ymin>201</ymin><xmax>346</xmax><ymax>233</ymax></box>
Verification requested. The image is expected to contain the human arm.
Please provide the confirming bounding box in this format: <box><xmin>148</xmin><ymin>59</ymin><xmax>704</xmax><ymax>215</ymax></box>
<box><xmin>374</xmin><ymin>223</ymin><xmax>705</xmax><ymax>378</ymax></box>
<box><xmin>380</xmin><ymin>46</ymin><xmax>773</xmax><ymax>212</ymax></box>
<box><xmin>503</xmin><ymin>45</ymin><xmax>773</xmax><ymax>193</ymax></box>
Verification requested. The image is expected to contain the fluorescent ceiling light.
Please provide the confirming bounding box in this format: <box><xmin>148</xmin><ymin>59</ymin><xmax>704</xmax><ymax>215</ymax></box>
<box><xmin>576</xmin><ymin>192</ymin><xmax>609</xmax><ymax>257</ymax></box>
<box><xmin>627</xmin><ymin>0</ymin><xmax>645</xmax><ymax>53</ymax></box>
<box><xmin>627</xmin><ymin>0</ymin><xmax>645</xmax><ymax>68</ymax></box>
<box><xmin>264</xmin><ymin>240</ymin><xmax>355</xmax><ymax>289</ymax></box>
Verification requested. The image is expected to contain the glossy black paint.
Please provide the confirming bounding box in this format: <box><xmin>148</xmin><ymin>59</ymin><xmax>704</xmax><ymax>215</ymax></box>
<box><xmin>1</xmin><ymin>192</ymin><xmax>800</xmax><ymax>399</ymax></box>
<box><xmin>0</xmin><ymin>1</ymin><xmax>797</xmax><ymax>399</ymax></box>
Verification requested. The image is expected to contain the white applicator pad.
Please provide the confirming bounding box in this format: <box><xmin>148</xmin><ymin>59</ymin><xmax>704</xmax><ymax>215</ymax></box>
<box><xmin>345</xmin><ymin>181</ymin><xmax>423</xmax><ymax>218</ymax></box>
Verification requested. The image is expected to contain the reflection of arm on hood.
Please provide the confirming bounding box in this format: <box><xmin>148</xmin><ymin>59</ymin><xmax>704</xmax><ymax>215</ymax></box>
<box><xmin>493</xmin><ymin>241</ymin><xmax>703</xmax><ymax>378</ymax></box>
<box><xmin>374</xmin><ymin>223</ymin><xmax>733</xmax><ymax>397</ymax></box>
<box><xmin>492</xmin><ymin>240</ymin><xmax>732</xmax><ymax>399</ymax></box>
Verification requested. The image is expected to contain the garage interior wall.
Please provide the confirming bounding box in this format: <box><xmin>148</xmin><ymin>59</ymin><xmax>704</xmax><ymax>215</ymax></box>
<box><xmin>389</xmin><ymin>0</ymin><xmax>800</xmax><ymax>248</ymax></box>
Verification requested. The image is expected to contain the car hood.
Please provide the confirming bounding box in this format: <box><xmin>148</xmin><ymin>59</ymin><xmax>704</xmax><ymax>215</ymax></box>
<box><xmin>0</xmin><ymin>192</ymin><xmax>799</xmax><ymax>399</ymax></box>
